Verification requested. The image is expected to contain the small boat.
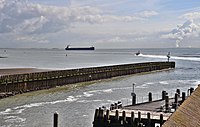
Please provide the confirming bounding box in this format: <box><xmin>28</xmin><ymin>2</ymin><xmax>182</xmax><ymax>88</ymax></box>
<box><xmin>135</xmin><ymin>51</ymin><xmax>140</xmax><ymax>56</ymax></box>
<box><xmin>65</xmin><ymin>45</ymin><xmax>95</xmax><ymax>50</ymax></box>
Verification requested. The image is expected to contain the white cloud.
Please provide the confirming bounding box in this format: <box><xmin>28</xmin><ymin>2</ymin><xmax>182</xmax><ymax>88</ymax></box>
<box><xmin>136</xmin><ymin>11</ymin><xmax>158</xmax><ymax>18</ymax></box>
<box><xmin>0</xmin><ymin>0</ymin><xmax>159</xmax><ymax>48</ymax></box>
<box><xmin>0</xmin><ymin>0</ymin><xmax>158</xmax><ymax>34</ymax></box>
<box><xmin>180</xmin><ymin>12</ymin><xmax>200</xmax><ymax>20</ymax></box>
<box><xmin>161</xmin><ymin>19</ymin><xmax>200</xmax><ymax>47</ymax></box>
<box><xmin>13</xmin><ymin>16</ymin><xmax>48</xmax><ymax>33</ymax></box>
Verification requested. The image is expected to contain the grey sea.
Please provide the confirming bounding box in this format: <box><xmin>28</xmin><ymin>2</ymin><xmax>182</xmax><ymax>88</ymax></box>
<box><xmin>0</xmin><ymin>48</ymin><xmax>200</xmax><ymax>127</ymax></box>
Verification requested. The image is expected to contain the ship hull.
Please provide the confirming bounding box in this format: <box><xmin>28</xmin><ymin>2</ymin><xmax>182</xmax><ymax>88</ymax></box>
<box><xmin>65</xmin><ymin>47</ymin><xmax>95</xmax><ymax>50</ymax></box>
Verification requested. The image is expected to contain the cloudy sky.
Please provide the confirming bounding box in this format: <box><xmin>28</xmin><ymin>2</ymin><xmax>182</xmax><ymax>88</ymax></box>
<box><xmin>1</xmin><ymin>0</ymin><xmax>200</xmax><ymax>49</ymax></box>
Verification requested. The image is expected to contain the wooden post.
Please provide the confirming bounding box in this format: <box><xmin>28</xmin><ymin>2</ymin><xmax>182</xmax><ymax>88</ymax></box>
<box><xmin>104</xmin><ymin>110</ymin><xmax>110</xmax><ymax>126</ymax></box>
<box><xmin>98</xmin><ymin>108</ymin><xmax>104</xmax><ymax>126</ymax></box>
<box><xmin>115</xmin><ymin>110</ymin><xmax>119</xmax><ymax>121</ymax></box>
<box><xmin>105</xmin><ymin>110</ymin><xmax>109</xmax><ymax>121</ymax></box>
<box><xmin>182</xmin><ymin>92</ymin><xmax>186</xmax><ymax>103</ymax></box>
<box><xmin>138</xmin><ymin>111</ymin><xmax>141</xmax><ymax>125</ymax></box>
<box><xmin>131</xmin><ymin>111</ymin><xmax>135</xmax><ymax>125</ymax></box>
<box><xmin>174</xmin><ymin>93</ymin><xmax>178</xmax><ymax>110</ymax></box>
<box><xmin>190</xmin><ymin>87</ymin><xmax>194</xmax><ymax>95</ymax></box>
<box><xmin>98</xmin><ymin>108</ymin><xmax>104</xmax><ymax>119</ymax></box>
<box><xmin>122</xmin><ymin>111</ymin><xmax>126</xmax><ymax>125</ymax></box>
<box><xmin>165</xmin><ymin>95</ymin><xmax>169</xmax><ymax>112</ymax></box>
<box><xmin>160</xmin><ymin>114</ymin><xmax>163</xmax><ymax>125</ymax></box>
<box><xmin>148</xmin><ymin>92</ymin><xmax>152</xmax><ymax>102</ymax></box>
<box><xmin>53</xmin><ymin>112</ymin><xmax>58</xmax><ymax>127</ymax></box>
<box><xmin>131</xmin><ymin>83</ymin><xmax>136</xmax><ymax>105</ymax></box>
<box><xmin>94</xmin><ymin>109</ymin><xmax>99</xmax><ymax>121</ymax></box>
<box><xmin>176</xmin><ymin>89</ymin><xmax>180</xmax><ymax>97</ymax></box>
<box><xmin>147</xmin><ymin>112</ymin><xmax>151</xmax><ymax>127</ymax></box>
<box><xmin>175</xmin><ymin>93</ymin><xmax>178</xmax><ymax>104</ymax></box>
<box><xmin>132</xmin><ymin>94</ymin><xmax>136</xmax><ymax>105</ymax></box>
<box><xmin>162</xmin><ymin>91</ymin><xmax>166</xmax><ymax>100</ymax></box>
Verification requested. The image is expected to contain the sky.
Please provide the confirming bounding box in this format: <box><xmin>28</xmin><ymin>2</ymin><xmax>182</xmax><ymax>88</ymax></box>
<box><xmin>1</xmin><ymin>0</ymin><xmax>200</xmax><ymax>49</ymax></box>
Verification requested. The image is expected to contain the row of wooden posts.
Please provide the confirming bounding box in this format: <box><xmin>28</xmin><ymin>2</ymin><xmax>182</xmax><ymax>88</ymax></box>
<box><xmin>93</xmin><ymin>109</ymin><xmax>165</xmax><ymax>127</ymax></box>
<box><xmin>92</xmin><ymin>87</ymin><xmax>194</xmax><ymax>127</ymax></box>
<box><xmin>0</xmin><ymin>62</ymin><xmax>175</xmax><ymax>98</ymax></box>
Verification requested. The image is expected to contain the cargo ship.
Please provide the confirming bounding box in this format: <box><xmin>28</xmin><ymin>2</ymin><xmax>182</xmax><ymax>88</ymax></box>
<box><xmin>65</xmin><ymin>45</ymin><xmax>95</xmax><ymax>50</ymax></box>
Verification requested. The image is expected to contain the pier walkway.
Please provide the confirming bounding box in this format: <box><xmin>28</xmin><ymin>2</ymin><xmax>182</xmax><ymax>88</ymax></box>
<box><xmin>92</xmin><ymin>87</ymin><xmax>194</xmax><ymax>127</ymax></box>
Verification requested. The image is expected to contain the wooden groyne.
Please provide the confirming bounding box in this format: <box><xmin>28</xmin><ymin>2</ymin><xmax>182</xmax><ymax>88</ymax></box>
<box><xmin>0</xmin><ymin>62</ymin><xmax>175</xmax><ymax>98</ymax></box>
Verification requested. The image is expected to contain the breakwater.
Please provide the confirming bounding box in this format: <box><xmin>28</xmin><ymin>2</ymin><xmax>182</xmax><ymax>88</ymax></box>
<box><xmin>0</xmin><ymin>62</ymin><xmax>175</xmax><ymax>98</ymax></box>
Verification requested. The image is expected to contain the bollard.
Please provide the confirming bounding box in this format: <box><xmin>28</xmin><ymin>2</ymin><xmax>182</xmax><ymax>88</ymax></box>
<box><xmin>182</xmin><ymin>92</ymin><xmax>186</xmax><ymax>103</ymax></box>
<box><xmin>148</xmin><ymin>92</ymin><xmax>152</xmax><ymax>102</ymax></box>
<box><xmin>176</xmin><ymin>89</ymin><xmax>180</xmax><ymax>97</ymax></box>
<box><xmin>162</xmin><ymin>91</ymin><xmax>166</xmax><ymax>100</ymax></box>
<box><xmin>147</xmin><ymin>112</ymin><xmax>151</xmax><ymax>127</ymax></box>
<box><xmin>53</xmin><ymin>112</ymin><xmax>58</xmax><ymax>127</ymax></box>
<box><xmin>165</xmin><ymin>95</ymin><xmax>169</xmax><ymax>112</ymax></box>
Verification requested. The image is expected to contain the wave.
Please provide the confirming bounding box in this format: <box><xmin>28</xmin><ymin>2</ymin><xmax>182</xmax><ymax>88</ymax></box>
<box><xmin>159</xmin><ymin>81</ymin><xmax>169</xmax><ymax>85</ymax></box>
<box><xmin>138</xmin><ymin>54</ymin><xmax>200</xmax><ymax>61</ymax></box>
<box><xmin>5</xmin><ymin>116</ymin><xmax>26</xmax><ymax>123</ymax></box>
<box><xmin>136</xmin><ymin>83</ymin><xmax>148</xmax><ymax>88</ymax></box>
<box><xmin>77</xmin><ymin>100</ymin><xmax>102</xmax><ymax>103</ymax></box>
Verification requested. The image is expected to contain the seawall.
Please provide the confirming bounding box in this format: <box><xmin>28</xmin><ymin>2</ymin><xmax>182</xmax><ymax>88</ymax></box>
<box><xmin>0</xmin><ymin>62</ymin><xmax>175</xmax><ymax>98</ymax></box>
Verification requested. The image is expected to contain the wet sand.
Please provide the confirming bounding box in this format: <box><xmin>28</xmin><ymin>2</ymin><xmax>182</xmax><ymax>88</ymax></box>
<box><xmin>0</xmin><ymin>68</ymin><xmax>51</xmax><ymax>76</ymax></box>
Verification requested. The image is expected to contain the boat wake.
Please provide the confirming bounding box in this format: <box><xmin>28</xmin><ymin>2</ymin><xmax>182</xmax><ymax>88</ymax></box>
<box><xmin>138</xmin><ymin>54</ymin><xmax>200</xmax><ymax>61</ymax></box>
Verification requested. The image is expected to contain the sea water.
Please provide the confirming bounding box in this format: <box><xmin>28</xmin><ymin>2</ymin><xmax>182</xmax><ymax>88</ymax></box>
<box><xmin>0</xmin><ymin>48</ymin><xmax>200</xmax><ymax>127</ymax></box>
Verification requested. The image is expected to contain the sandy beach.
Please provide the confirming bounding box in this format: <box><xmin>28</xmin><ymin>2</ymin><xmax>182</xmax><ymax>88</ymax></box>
<box><xmin>0</xmin><ymin>68</ymin><xmax>50</xmax><ymax>76</ymax></box>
